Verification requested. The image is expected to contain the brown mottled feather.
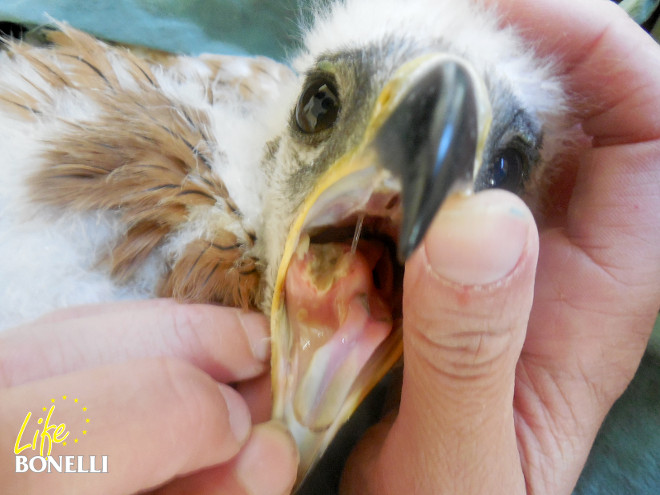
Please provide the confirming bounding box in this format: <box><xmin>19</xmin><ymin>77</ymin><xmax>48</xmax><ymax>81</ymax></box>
<box><xmin>112</xmin><ymin>222</ymin><xmax>170</xmax><ymax>281</ymax></box>
<box><xmin>2</xmin><ymin>25</ymin><xmax>269</xmax><ymax>309</ymax></box>
<box><xmin>161</xmin><ymin>236</ymin><xmax>261</xmax><ymax>308</ymax></box>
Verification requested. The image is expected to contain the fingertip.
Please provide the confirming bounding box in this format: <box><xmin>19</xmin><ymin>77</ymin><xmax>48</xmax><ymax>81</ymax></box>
<box><xmin>151</xmin><ymin>422</ymin><xmax>299</xmax><ymax>495</ymax></box>
<box><xmin>237</xmin><ymin>311</ymin><xmax>271</xmax><ymax>363</ymax></box>
<box><xmin>234</xmin><ymin>422</ymin><xmax>299</xmax><ymax>495</ymax></box>
<box><xmin>217</xmin><ymin>384</ymin><xmax>252</xmax><ymax>446</ymax></box>
<box><xmin>419</xmin><ymin>190</ymin><xmax>535</xmax><ymax>287</ymax></box>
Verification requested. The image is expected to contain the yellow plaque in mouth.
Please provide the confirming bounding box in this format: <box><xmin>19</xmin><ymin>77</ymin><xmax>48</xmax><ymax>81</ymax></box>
<box><xmin>286</xmin><ymin>241</ymin><xmax>393</xmax><ymax>431</ymax></box>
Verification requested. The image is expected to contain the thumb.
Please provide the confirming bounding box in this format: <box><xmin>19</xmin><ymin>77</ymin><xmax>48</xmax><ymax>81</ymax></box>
<box><xmin>342</xmin><ymin>190</ymin><xmax>538</xmax><ymax>494</ymax></box>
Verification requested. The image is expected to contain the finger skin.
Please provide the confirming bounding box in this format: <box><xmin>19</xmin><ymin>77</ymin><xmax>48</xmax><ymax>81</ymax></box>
<box><xmin>150</xmin><ymin>422</ymin><xmax>298</xmax><ymax>495</ymax></box>
<box><xmin>487</xmin><ymin>0</ymin><xmax>660</xmax><ymax>144</ymax></box>
<box><xmin>0</xmin><ymin>357</ymin><xmax>251</xmax><ymax>495</ymax></box>
<box><xmin>483</xmin><ymin>1</ymin><xmax>660</xmax><ymax>493</ymax></box>
<box><xmin>513</xmin><ymin>132</ymin><xmax>660</xmax><ymax>495</ymax></box>
<box><xmin>235</xmin><ymin>373</ymin><xmax>273</xmax><ymax>424</ymax></box>
<box><xmin>343</xmin><ymin>191</ymin><xmax>538</xmax><ymax>495</ymax></box>
<box><xmin>0</xmin><ymin>299</ymin><xmax>270</xmax><ymax>387</ymax></box>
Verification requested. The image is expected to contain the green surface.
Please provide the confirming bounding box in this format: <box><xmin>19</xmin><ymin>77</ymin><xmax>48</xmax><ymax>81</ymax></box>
<box><xmin>621</xmin><ymin>0</ymin><xmax>660</xmax><ymax>23</ymax></box>
<box><xmin>0</xmin><ymin>0</ymin><xmax>302</xmax><ymax>59</ymax></box>
<box><xmin>649</xmin><ymin>314</ymin><xmax>660</xmax><ymax>356</ymax></box>
<box><xmin>574</xmin><ymin>351</ymin><xmax>660</xmax><ymax>495</ymax></box>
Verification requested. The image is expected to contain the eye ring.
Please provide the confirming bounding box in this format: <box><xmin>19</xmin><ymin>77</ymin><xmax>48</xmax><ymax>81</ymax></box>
<box><xmin>295</xmin><ymin>77</ymin><xmax>340</xmax><ymax>134</ymax></box>
<box><xmin>484</xmin><ymin>148</ymin><xmax>527</xmax><ymax>193</ymax></box>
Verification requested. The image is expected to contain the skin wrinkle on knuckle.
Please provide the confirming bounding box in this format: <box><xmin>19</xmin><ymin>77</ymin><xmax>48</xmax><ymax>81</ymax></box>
<box><xmin>168</xmin><ymin>303</ymin><xmax>203</xmax><ymax>349</ymax></box>
<box><xmin>408</xmin><ymin>286</ymin><xmax>524</xmax><ymax>337</ymax></box>
<box><xmin>407</xmin><ymin>292</ymin><xmax>526</xmax><ymax>372</ymax></box>
<box><xmin>166</xmin><ymin>303</ymin><xmax>222</xmax><ymax>368</ymax></box>
<box><xmin>409</xmin><ymin>332</ymin><xmax>524</xmax><ymax>405</ymax></box>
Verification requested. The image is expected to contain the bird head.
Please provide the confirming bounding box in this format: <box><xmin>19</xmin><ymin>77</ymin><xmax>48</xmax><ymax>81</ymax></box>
<box><xmin>256</xmin><ymin>0</ymin><xmax>571</xmax><ymax>484</ymax></box>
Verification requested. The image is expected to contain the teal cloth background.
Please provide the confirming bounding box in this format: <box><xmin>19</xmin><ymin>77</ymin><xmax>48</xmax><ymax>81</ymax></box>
<box><xmin>0</xmin><ymin>0</ymin><xmax>301</xmax><ymax>59</ymax></box>
<box><xmin>1</xmin><ymin>1</ymin><xmax>659</xmax><ymax>493</ymax></box>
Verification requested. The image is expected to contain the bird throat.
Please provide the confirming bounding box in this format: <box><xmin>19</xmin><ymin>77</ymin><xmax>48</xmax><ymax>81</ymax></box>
<box><xmin>284</xmin><ymin>239</ymin><xmax>394</xmax><ymax>430</ymax></box>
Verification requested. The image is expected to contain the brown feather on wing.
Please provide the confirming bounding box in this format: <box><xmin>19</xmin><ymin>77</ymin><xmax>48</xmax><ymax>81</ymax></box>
<box><xmin>2</xmin><ymin>25</ymin><xmax>272</xmax><ymax>309</ymax></box>
<box><xmin>161</xmin><ymin>237</ymin><xmax>260</xmax><ymax>308</ymax></box>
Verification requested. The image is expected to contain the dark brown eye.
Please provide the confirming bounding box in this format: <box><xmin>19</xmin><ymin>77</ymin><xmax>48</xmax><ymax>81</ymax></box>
<box><xmin>484</xmin><ymin>148</ymin><xmax>526</xmax><ymax>193</ymax></box>
<box><xmin>295</xmin><ymin>78</ymin><xmax>340</xmax><ymax>133</ymax></box>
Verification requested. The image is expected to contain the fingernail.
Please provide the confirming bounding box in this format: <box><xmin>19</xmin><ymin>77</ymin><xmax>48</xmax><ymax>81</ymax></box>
<box><xmin>424</xmin><ymin>191</ymin><xmax>532</xmax><ymax>285</ymax></box>
<box><xmin>218</xmin><ymin>384</ymin><xmax>251</xmax><ymax>443</ymax></box>
<box><xmin>238</xmin><ymin>312</ymin><xmax>271</xmax><ymax>362</ymax></box>
<box><xmin>235</xmin><ymin>422</ymin><xmax>299</xmax><ymax>495</ymax></box>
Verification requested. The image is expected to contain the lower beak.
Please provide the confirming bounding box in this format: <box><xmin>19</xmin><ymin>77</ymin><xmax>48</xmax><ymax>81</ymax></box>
<box><xmin>271</xmin><ymin>54</ymin><xmax>492</xmax><ymax>487</ymax></box>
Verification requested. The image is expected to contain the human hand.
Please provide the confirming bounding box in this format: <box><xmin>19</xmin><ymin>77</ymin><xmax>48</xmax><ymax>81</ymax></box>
<box><xmin>341</xmin><ymin>0</ymin><xmax>660</xmax><ymax>493</ymax></box>
<box><xmin>0</xmin><ymin>299</ymin><xmax>298</xmax><ymax>495</ymax></box>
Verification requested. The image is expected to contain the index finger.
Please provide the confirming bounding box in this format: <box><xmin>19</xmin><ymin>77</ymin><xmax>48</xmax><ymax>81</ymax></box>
<box><xmin>0</xmin><ymin>299</ymin><xmax>270</xmax><ymax>387</ymax></box>
<box><xmin>0</xmin><ymin>358</ymin><xmax>251</xmax><ymax>494</ymax></box>
<box><xmin>488</xmin><ymin>0</ymin><xmax>660</xmax><ymax>145</ymax></box>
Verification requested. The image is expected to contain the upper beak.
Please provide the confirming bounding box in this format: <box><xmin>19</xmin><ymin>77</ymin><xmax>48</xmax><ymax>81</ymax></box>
<box><xmin>370</xmin><ymin>54</ymin><xmax>492</xmax><ymax>260</ymax></box>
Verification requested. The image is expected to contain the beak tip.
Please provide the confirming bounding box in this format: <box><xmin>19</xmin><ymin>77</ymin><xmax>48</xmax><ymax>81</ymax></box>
<box><xmin>375</xmin><ymin>57</ymin><xmax>482</xmax><ymax>267</ymax></box>
<box><xmin>397</xmin><ymin>217</ymin><xmax>425</xmax><ymax>262</ymax></box>
<box><xmin>397</xmin><ymin>242</ymin><xmax>412</xmax><ymax>263</ymax></box>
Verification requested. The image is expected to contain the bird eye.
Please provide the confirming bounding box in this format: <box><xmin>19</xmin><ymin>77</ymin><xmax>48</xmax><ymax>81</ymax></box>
<box><xmin>295</xmin><ymin>77</ymin><xmax>340</xmax><ymax>134</ymax></box>
<box><xmin>484</xmin><ymin>148</ymin><xmax>526</xmax><ymax>192</ymax></box>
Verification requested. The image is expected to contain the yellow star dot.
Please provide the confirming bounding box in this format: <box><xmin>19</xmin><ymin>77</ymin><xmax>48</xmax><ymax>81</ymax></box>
<box><xmin>82</xmin><ymin>431</ymin><xmax>87</xmax><ymax>435</ymax></box>
<box><xmin>85</xmin><ymin>419</ymin><xmax>90</xmax><ymax>423</ymax></box>
<box><xmin>74</xmin><ymin>439</ymin><xmax>78</xmax><ymax>443</ymax></box>
<box><xmin>51</xmin><ymin>399</ymin><xmax>56</xmax><ymax>403</ymax></box>
<box><xmin>62</xmin><ymin>395</ymin><xmax>67</xmax><ymax>400</ymax></box>
<box><xmin>63</xmin><ymin>442</ymin><xmax>67</xmax><ymax>446</ymax></box>
<box><xmin>74</xmin><ymin>399</ymin><xmax>78</xmax><ymax>403</ymax></box>
<box><xmin>42</xmin><ymin>407</ymin><xmax>47</xmax><ymax>412</ymax></box>
<box><xmin>82</xmin><ymin>407</ymin><xmax>87</xmax><ymax>412</ymax></box>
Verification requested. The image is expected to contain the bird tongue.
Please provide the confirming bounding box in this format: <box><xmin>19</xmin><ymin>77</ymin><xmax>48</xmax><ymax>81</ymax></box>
<box><xmin>285</xmin><ymin>241</ymin><xmax>393</xmax><ymax>430</ymax></box>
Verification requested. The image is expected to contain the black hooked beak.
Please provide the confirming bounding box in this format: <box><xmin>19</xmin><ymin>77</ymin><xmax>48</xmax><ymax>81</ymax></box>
<box><xmin>372</xmin><ymin>57</ymin><xmax>490</xmax><ymax>261</ymax></box>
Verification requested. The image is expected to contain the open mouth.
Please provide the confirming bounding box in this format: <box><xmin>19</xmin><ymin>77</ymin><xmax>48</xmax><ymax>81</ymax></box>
<box><xmin>270</xmin><ymin>167</ymin><xmax>406</xmax><ymax>474</ymax></box>
<box><xmin>286</xmin><ymin>201</ymin><xmax>405</xmax><ymax>431</ymax></box>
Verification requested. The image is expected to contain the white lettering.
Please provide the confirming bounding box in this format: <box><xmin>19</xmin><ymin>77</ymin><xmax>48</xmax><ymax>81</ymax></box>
<box><xmin>29</xmin><ymin>456</ymin><xmax>46</xmax><ymax>473</ymax></box>
<box><xmin>76</xmin><ymin>455</ymin><xmax>89</xmax><ymax>473</ymax></box>
<box><xmin>15</xmin><ymin>456</ymin><xmax>28</xmax><ymax>473</ymax></box>
<box><xmin>47</xmin><ymin>456</ymin><xmax>62</xmax><ymax>472</ymax></box>
<box><xmin>15</xmin><ymin>455</ymin><xmax>109</xmax><ymax>473</ymax></box>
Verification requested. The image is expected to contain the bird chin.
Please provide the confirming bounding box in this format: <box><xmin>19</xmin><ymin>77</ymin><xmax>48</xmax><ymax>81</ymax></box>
<box><xmin>270</xmin><ymin>165</ymin><xmax>404</xmax><ymax>484</ymax></box>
